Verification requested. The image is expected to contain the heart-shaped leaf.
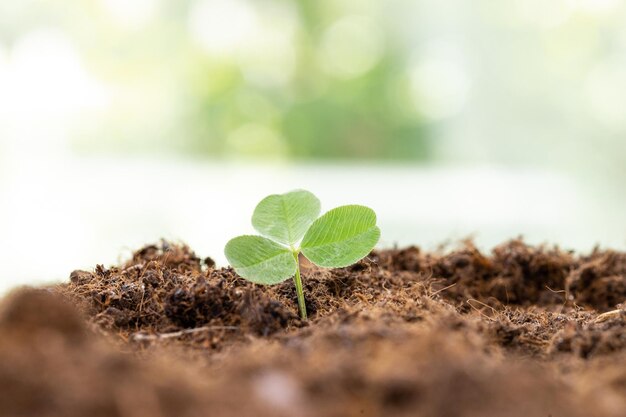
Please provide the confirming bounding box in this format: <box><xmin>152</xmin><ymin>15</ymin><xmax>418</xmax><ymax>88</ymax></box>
<box><xmin>252</xmin><ymin>189</ymin><xmax>321</xmax><ymax>246</ymax></box>
<box><xmin>224</xmin><ymin>235</ymin><xmax>296</xmax><ymax>285</ymax></box>
<box><xmin>301</xmin><ymin>205</ymin><xmax>380</xmax><ymax>268</ymax></box>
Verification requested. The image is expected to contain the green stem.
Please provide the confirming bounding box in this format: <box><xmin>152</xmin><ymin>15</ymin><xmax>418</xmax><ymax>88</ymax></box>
<box><xmin>292</xmin><ymin>251</ymin><xmax>307</xmax><ymax>320</ymax></box>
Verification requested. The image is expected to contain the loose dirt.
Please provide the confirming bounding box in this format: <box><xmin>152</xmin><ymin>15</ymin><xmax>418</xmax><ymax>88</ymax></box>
<box><xmin>1</xmin><ymin>239</ymin><xmax>624</xmax><ymax>417</ymax></box>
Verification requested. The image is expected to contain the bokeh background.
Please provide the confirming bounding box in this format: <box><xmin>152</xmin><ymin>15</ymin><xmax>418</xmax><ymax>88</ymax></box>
<box><xmin>1</xmin><ymin>0</ymin><xmax>626</xmax><ymax>292</ymax></box>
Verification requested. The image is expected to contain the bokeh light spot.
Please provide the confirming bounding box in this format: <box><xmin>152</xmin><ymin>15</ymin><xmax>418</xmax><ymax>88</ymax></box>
<box><xmin>410</xmin><ymin>58</ymin><xmax>471</xmax><ymax>122</ymax></box>
<box><xmin>189</xmin><ymin>0</ymin><xmax>259</xmax><ymax>57</ymax></box>
<box><xmin>318</xmin><ymin>16</ymin><xmax>384</xmax><ymax>79</ymax></box>
<box><xmin>236</xmin><ymin>4</ymin><xmax>297</xmax><ymax>88</ymax></box>
<box><xmin>515</xmin><ymin>0</ymin><xmax>574</xmax><ymax>28</ymax></box>
<box><xmin>575</xmin><ymin>0</ymin><xmax>621</xmax><ymax>16</ymax></box>
<box><xmin>100</xmin><ymin>0</ymin><xmax>160</xmax><ymax>29</ymax></box>
<box><xmin>8</xmin><ymin>29</ymin><xmax>108</xmax><ymax>123</ymax></box>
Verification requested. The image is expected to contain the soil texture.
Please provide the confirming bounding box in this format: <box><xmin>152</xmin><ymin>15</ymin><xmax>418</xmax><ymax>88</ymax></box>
<box><xmin>1</xmin><ymin>239</ymin><xmax>625</xmax><ymax>417</ymax></box>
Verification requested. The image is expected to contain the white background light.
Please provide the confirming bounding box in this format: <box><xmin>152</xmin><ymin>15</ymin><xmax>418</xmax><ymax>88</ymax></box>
<box><xmin>189</xmin><ymin>0</ymin><xmax>259</xmax><ymax>57</ymax></box>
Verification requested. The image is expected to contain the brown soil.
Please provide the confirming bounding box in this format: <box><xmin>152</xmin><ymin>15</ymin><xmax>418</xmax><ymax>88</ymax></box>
<box><xmin>1</xmin><ymin>239</ymin><xmax>625</xmax><ymax>417</ymax></box>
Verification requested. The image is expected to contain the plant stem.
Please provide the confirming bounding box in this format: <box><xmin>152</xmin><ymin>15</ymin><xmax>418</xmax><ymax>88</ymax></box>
<box><xmin>292</xmin><ymin>251</ymin><xmax>307</xmax><ymax>320</ymax></box>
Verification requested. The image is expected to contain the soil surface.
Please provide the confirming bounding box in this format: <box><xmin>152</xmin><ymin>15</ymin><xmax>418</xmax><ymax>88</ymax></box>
<box><xmin>1</xmin><ymin>240</ymin><xmax>625</xmax><ymax>417</ymax></box>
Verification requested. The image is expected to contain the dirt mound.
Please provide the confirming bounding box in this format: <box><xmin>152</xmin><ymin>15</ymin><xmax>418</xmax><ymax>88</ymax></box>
<box><xmin>0</xmin><ymin>288</ymin><xmax>215</xmax><ymax>417</ymax></box>
<box><xmin>378</xmin><ymin>239</ymin><xmax>626</xmax><ymax>312</ymax></box>
<box><xmin>1</xmin><ymin>240</ymin><xmax>625</xmax><ymax>416</ymax></box>
<box><xmin>205</xmin><ymin>316</ymin><xmax>610</xmax><ymax>417</ymax></box>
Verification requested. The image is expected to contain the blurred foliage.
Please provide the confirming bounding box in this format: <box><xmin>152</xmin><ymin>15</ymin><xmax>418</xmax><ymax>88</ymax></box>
<box><xmin>178</xmin><ymin>1</ymin><xmax>428</xmax><ymax>160</ymax></box>
<box><xmin>0</xmin><ymin>0</ymin><xmax>429</xmax><ymax>160</ymax></box>
<box><xmin>3</xmin><ymin>0</ymin><xmax>626</xmax><ymax>167</ymax></box>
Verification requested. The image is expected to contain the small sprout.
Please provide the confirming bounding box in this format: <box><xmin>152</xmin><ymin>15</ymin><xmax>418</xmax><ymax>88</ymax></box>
<box><xmin>224</xmin><ymin>190</ymin><xmax>380</xmax><ymax>320</ymax></box>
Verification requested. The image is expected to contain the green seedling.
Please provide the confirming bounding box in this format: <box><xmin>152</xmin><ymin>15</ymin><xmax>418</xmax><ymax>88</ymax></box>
<box><xmin>224</xmin><ymin>190</ymin><xmax>380</xmax><ymax>320</ymax></box>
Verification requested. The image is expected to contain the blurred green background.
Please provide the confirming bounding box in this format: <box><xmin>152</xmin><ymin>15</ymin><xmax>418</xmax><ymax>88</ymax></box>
<box><xmin>2</xmin><ymin>0</ymin><xmax>624</xmax><ymax>168</ymax></box>
<box><xmin>1</xmin><ymin>0</ymin><xmax>432</xmax><ymax>160</ymax></box>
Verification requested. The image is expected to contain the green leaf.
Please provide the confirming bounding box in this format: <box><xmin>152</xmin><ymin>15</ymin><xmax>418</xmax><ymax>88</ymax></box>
<box><xmin>252</xmin><ymin>189</ymin><xmax>321</xmax><ymax>246</ymax></box>
<box><xmin>301</xmin><ymin>205</ymin><xmax>380</xmax><ymax>268</ymax></box>
<box><xmin>224</xmin><ymin>235</ymin><xmax>296</xmax><ymax>285</ymax></box>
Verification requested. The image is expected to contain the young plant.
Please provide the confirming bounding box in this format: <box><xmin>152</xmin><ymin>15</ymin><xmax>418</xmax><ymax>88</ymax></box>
<box><xmin>224</xmin><ymin>190</ymin><xmax>380</xmax><ymax>320</ymax></box>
